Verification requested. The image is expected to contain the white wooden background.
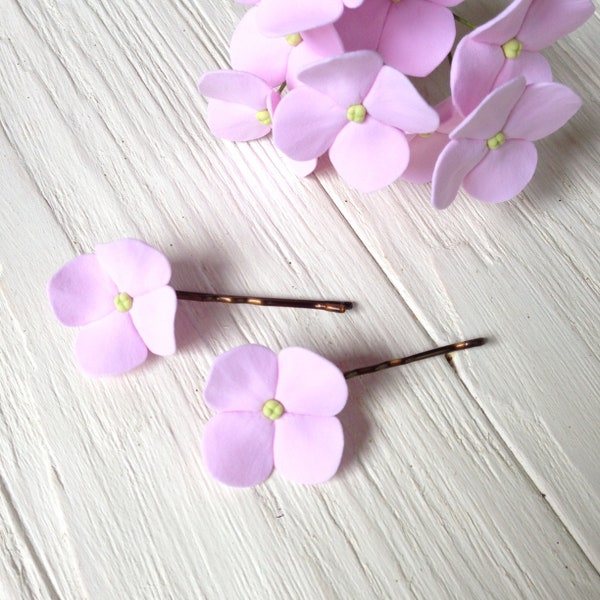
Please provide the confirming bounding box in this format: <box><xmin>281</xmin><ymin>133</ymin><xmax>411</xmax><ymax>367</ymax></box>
<box><xmin>1</xmin><ymin>1</ymin><xmax>599</xmax><ymax>598</ymax></box>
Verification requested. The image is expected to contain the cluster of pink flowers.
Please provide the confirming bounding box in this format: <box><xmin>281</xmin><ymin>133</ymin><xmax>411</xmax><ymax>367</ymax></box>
<box><xmin>199</xmin><ymin>0</ymin><xmax>593</xmax><ymax>207</ymax></box>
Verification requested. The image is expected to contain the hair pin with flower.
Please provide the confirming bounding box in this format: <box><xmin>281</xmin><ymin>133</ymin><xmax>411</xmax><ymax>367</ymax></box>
<box><xmin>203</xmin><ymin>337</ymin><xmax>486</xmax><ymax>487</ymax></box>
<box><xmin>198</xmin><ymin>0</ymin><xmax>593</xmax><ymax>206</ymax></box>
<box><xmin>48</xmin><ymin>239</ymin><xmax>352</xmax><ymax>377</ymax></box>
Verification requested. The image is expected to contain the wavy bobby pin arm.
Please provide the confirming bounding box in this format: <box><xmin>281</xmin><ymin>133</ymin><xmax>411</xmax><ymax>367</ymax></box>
<box><xmin>344</xmin><ymin>338</ymin><xmax>486</xmax><ymax>379</ymax></box>
<box><xmin>175</xmin><ymin>291</ymin><xmax>353</xmax><ymax>313</ymax></box>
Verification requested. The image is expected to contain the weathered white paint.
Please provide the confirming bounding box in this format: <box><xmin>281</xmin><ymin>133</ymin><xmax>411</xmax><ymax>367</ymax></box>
<box><xmin>1</xmin><ymin>1</ymin><xmax>598</xmax><ymax>598</ymax></box>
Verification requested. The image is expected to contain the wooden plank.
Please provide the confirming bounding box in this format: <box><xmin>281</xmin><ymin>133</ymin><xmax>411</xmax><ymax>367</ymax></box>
<box><xmin>1</xmin><ymin>1</ymin><xmax>598</xmax><ymax>598</ymax></box>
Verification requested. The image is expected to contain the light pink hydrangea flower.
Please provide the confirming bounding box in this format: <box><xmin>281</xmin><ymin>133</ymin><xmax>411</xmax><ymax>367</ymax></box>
<box><xmin>231</xmin><ymin>8</ymin><xmax>344</xmax><ymax>89</ymax></box>
<box><xmin>432</xmin><ymin>77</ymin><xmax>582</xmax><ymax>209</ymax></box>
<box><xmin>335</xmin><ymin>0</ymin><xmax>462</xmax><ymax>77</ymax></box>
<box><xmin>273</xmin><ymin>50</ymin><xmax>439</xmax><ymax>192</ymax></box>
<box><xmin>203</xmin><ymin>344</ymin><xmax>348</xmax><ymax>487</ymax></box>
<box><xmin>255</xmin><ymin>0</ymin><xmax>364</xmax><ymax>37</ymax></box>
<box><xmin>451</xmin><ymin>0</ymin><xmax>594</xmax><ymax>115</ymax></box>
<box><xmin>48</xmin><ymin>239</ymin><xmax>177</xmax><ymax>376</ymax></box>
<box><xmin>198</xmin><ymin>70</ymin><xmax>280</xmax><ymax>141</ymax></box>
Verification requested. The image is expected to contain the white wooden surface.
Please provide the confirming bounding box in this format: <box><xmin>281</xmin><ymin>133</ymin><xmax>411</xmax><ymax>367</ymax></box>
<box><xmin>1</xmin><ymin>1</ymin><xmax>599</xmax><ymax>598</ymax></box>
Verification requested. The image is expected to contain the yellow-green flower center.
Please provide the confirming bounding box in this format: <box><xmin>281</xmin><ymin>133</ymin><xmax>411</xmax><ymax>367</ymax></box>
<box><xmin>256</xmin><ymin>109</ymin><xmax>271</xmax><ymax>126</ymax></box>
<box><xmin>262</xmin><ymin>399</ymin><xmax>285</xmax><ymax>420</ymax></box>
<box><xmin>347</xmin><ymin>104</ymin><xmax>367</xmax><ymax>123</ymax></box>
<box><xmin>502</xmin><ymin>38</ymin><xmax>523</xmax><ymax>59</ymax></box>
<box><xmin>285</xmin><ymin>33</ymin><xmax>303</xmax><ymax>46</ymax></box>
<box><xmin>487</xmin><ymin>131</ymin><xmax>506</xmax><ymax>150</ymax></box>
<box><xmin>114</xmin><ymin>292</ymin><xmax>133</xmax><ymax>312</ymax></box>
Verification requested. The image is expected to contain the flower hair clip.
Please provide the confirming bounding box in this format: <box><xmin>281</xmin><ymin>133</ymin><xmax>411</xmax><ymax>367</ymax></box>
<box><xmin>47</xmin><ymin>239</ymin><xmax>352</xmax><ymax>377</ymax></box>
<box><xmin>203</xmin><ymin>337</ymin><xmax>485</xmax><ymax>487</ymax></box>
<box><xmin>198</xmin><ymin>0</ymin><xmax>593</xmax><ymax>205</ymax></box>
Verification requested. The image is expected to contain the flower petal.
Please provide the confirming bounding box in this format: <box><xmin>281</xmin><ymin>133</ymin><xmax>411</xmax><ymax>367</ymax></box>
<box><xmin>504</xmin><ymin>82</ymin><xmax>582</xmax><ymax>141</ymax></box>
<box><xmin>334</xmin><ymin>0</ymin><xmax>389</xmax><ymax>52</ymax></box>
<box><xmin>205</xmin><ymin>344</ymin><xmax>278</xmax><ymax>412</ymax></box>
<box><xmin>431</xmin><ymin>139</ymin><xmax>488</xmax><ymax>209</ymax></box>
<box><xmin>207</xmin><ymin>99</ymin><xmax>272</xmax><ymax>142</ymax></box>
<box><xmin>230</xmin><ymin>8</ymin><xmax>290</xmax><ymax>88</ymax></box>
<box><xmin>403</xmin><ymin>132</ymin><xmax>449</xmax><ymax>184</ymax></box>
<box><xmin>275</xmin><ymin>347</ymin><xmax>347</xmax><ymax>416</ymax></box>
<box><xmin>519</xmin><ymin>0</ymin><xmax>594</xmax><ymax>52</ymax></box>
<box><xmin>463</xmin><ymin>139</ymin><xmax>538</xmax><ymax>203</ymax></box>
<box><xmin>198</xmin><ymin>70</ymin><xmax>272</xmax><ymax>110</ymax></box>
<box><xmin>451</xmin><ymin>39</ymin><xmax>506</xmax><ymax>116</ymax></box>
<box><xmin>493</xmin><ymin>51</ymin><xmax>553</xmax><ymax>88</ymax></box>
<box><xmin>278</xmin><ymin>152</ymin><xmax>318</xmax><ymax>177</ymax></box>
<box><xmin>129</xmin><ymin>286</ymin><xmax>177</xmax><ymax>356</ymax></box>
<box><xmin>203</xmin><ymin>412</ymin><xmax>274</xmax><ymax>487</ymax></box>
<box><xmin>274</xmin><ymin>415</ymin><xmax>344</xmax><ymax>484</ymax></box>
<box><xmin>48</xmin><ymin>254</ymin><xmax>117</xmax><ymax>326</ymax></box>
<box><xmin>272</xmin><ymin>87</ymin><xmax>346</xmax><ymax>161</ymax></box>
<box><xmin>298</xmin><ymin>50</ymin><xmax>383</xmax><ymax>107</ymax></box>
<box><xmin>379</xmin><ymin>0</ymin><xmax>456</xmax><ymax>77</ymax></box>
<box><xmin>452</xmin><ymin>77</ymin><xmax>526</xmax><ymax>141</ymax></box>
<box><xmin>75</xmin><ymin>311</ymin><xmax>148</xmax><ymax>376</ymax></box>
<box><xmin>329</xmin><ymin>119</ymin><xmax>410</xmax><ymax>192</ymax></box>
<box><xmin>469</xmin><ymin>0</ymin><xmax>533</xmax><ymax>45</ymax></box>
<box><xmin>286</xmin><ymin>25</ymin><xmax>345</xmax><ymax>89</ymax></box>
<box><xmin>364</xmin><ymin>65</ymin><xmax>439</xmax><ymax>133</ymax></box>
<box><xmin>256</xmin><ymin>0</ymin><xmax>343</xmax><ymax>36</ymax></box>
<box><xmin>95</xmin><ymin>239</ymin><xmax>171</xmax><ymax>298</ymax></box>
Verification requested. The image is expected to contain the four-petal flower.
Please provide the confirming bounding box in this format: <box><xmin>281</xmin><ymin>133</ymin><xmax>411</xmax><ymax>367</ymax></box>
<box><xmin>432</xmin><ymin>77</ymin><xmax>582</xmax><ymax>209</ymax></box>
<box><xmin>273</xmin><ymin>50</ymin><xmax>439</xmax><ymax>192</ymax></box>
<box><xmin>203</xmin><ymin>344</ymin><xmax>348</xmax><ymax>487</ymax></box>
<box><xmin>48</xmin><ymin>239</ymin><xmax>177</xmax><ymax>376</ymax></box>
<box><xmin>451</xmin><ymin>0</ymin><xmax>594</xmax><ymax>115</ymax></box>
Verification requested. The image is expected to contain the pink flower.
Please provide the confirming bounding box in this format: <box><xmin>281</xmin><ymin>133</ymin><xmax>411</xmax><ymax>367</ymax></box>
<box><xmin>203</xmin><ymin>344</ymin><xmax>348</xmax><ymax>487</ymax></box>
<box><xmin>198</xmin><ymin>70</ymin><xmax>280</xmax><ymax>141</ymax></box>
<box><xmin>432</xmin><ymin>77</ymin><xmax>582</xmax><ymax>209</ymax></box>
<box><xmin>335</xmin><ymin>0</ymin><xmax>462</xmax><ymax>77</ymax></box>
<box><xmin>273</xmin><ymin>50</ymin><xmax>439</xmax><ymax>192</ymax></box>
<box><xmin>451</xmin><ymin>0</ymin><xmax>594</xmax><ymax>115</ymax></box>
<box><xmin>230</xmin><ymin>8</ymin><xmax>344</xmax><ymax>89</ymax></box>
<box><xmin>255</xmin><ymin>0</ymin><xmax>364</xmax><ymax>37</ymax></box>
<box><xmin>48</xmin><ymin>239</ymin><xmax>177</xmax><ymax>376</ymax></box>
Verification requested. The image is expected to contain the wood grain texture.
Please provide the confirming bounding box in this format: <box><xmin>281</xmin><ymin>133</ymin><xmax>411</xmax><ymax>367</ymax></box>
<box><xmin>1</xmin><ymin>1</ymin><xmax>599</xmax><ymax>599</ymax></box>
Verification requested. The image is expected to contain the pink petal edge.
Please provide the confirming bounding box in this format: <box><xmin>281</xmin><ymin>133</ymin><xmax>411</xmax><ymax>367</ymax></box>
<box><xmin>205</xmin><ymin>344</ymin><xmax>279</xmax><ymax>413</ymax></box>
<box><xmin>129</xmin><ymin>286</ymin><xmax>177</xmax><ymax>356</ymax></box>
<box><xmin>204</xmin><ymin>412</ymin><xmax>275</xmax><ymax>487</ymax></box>
<box><xmin>48</xmin><ymin>254</ymin><xmax>117</xmax><ymax>327</ymax></box>
<box><xmin>75</xmin><ymin>310</ymin><xmax>148</xmax><ymax>377</ymax></box>
<box><xmin>95</xmin><ymin>239</ymin><xmax>171</xmax><ymax>298</ymax></box>
<box><xmin>274</xmin><ymin>415</ymin><xmax>344</xmax><ymax>484</ymax></box>
<box><xmin>275</xmin><ymin>347</ymin><xmax>348</xmax><ymax>417</ymax></box>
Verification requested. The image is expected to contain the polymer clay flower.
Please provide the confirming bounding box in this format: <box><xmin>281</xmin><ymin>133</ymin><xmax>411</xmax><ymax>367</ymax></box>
<box><xmin>335</xmin><ymin>0</ymin><xmax>462</xmax><ymax>77</ymax></box>
<box><xmin>451</xmin><ymin>0</ymin><xmax>594</xmax><ymax>115</ymax></box>
<box><xmin>431</xmin><ymin>77</ymin><xmax>582</xmax><ymax>209</ymax></box>
<box><xmin>48</xmin><ymin>239</ymin><xmax>177</xmax><ymax>376</ymax></box>
<box><xmin>230</xmin><ymin>8</ymin><xmax>344</xmax><ymax>88</ymax></box>
<box><xmin>273</xmin><ymin>50</ymin><xmax>439</xmax><ymax>192</ymax></box>
<box><xmin>198</xmin><ymin>70</ymin><xmax>280</xmax><ymax>141</ymax></box>
<box><xmin>255</xmin><ymin>0</ymin><xmax>364</xmax><ymax>37</ymax></box>
<box><xmin>203</xmin><ymin>345</ymin><xmax>348</xmax><ymax>487</ymax></box>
